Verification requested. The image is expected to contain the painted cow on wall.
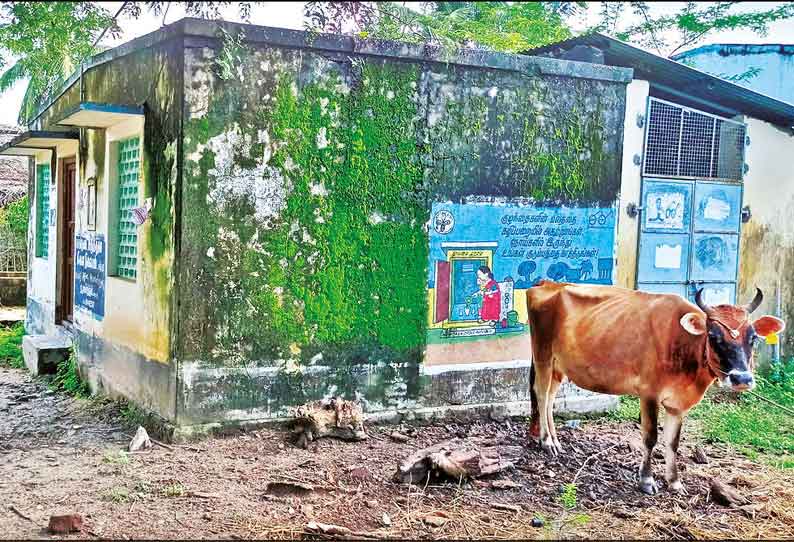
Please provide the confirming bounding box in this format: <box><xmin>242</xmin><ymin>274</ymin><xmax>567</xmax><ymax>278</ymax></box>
<box><xmin>526</xmin><ymin>282</ymin><xmax>785</xmax><ymax>494</ymax></box>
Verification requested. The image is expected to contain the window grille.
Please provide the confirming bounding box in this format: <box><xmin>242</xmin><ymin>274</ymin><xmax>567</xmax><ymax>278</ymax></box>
<box><xmin>35</xmin><ymin>163</ymin><xmax>50</xmax><ymax>258</ymax></box>
<box><xmin>116</xmin><ymin>137</ymin><xmax>140</xmax><ymax>279</ymax></box>
<box><xmin>643</xmin><ymin>98</ymin><xmax>746</xmax><ymax>182</ymax></box>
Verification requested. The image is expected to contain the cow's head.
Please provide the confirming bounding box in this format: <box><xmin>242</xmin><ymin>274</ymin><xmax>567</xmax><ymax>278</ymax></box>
<box><xmin>679</xmin><ymin>288</ymin><xmax>785</xmax><ymax>391</ymax></box>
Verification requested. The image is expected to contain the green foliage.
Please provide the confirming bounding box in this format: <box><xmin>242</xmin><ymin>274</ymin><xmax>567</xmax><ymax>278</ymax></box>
<box><xmin>559</xmin><ymin>482</ymin><xmax>578</xmax><ymax>509</ymax></box>
<box><xmin>0</xmin><ymin>195</ymin><xmax>29</xmax><ymax>244</ymax></box>
<box><xmin>304</xmin><ymin>2</ymin><xmax>572</xmax><ymax>53</ymax></box>
<box><xmin>102</xmin><ymin>449</ymin><xmax>131</xmax><ymax>465</ymax></box>
<box><xmin>161</xmin><ymin>482</ymin><xmax>186</xmax><ymax>497</ymax></box>
<box><xmin>0</xmin><ymin>2</ymin><xmax>252</xmax><ymax>124</ymax></box>
<box><xmin>598</xmin><ymin>2</ymin><xmax>794</xmax><ymax>58</ymax></box>
<box><xmin>0</xmin><ymin>323</ymin><xmax>25</xmax><ymax>369</ymax></box>
<box><xmin>0</xmin><ymin>2</ymin><xmax>114</xmax><ymax>124</ymax></box>
<box><xmin>689</xmin><ymin>361</ymin><xmax>794</xmax><ymax>468</ymax></box>
<box><xmin>50</xmin><ymin>347</ymin><xmax>91</xmax><ymax>398</ymax></box>
<box><xmin>102</xmin><ymin>486</ymin><xmax>132</xmax><ymax>503</ymax></box>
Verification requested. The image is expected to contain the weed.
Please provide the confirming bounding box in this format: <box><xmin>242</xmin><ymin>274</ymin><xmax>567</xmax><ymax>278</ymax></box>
<box><xmin>0</xmin><ymin>323</ymin><xmax>25</xmax><ymax>368</ymax></box>
<box><xmin>120</xmin><ymin>400</ymin><xmax>149</xmax><ymax>428</ymax></box>
<box><xmin>559</xmin><ymin>483</ymin><xmax>578</xmax><ymax>509</ymax></box>
<box><xmin>102</xmin><ymin>449</ymin><xmax>130</xmax><ymax>465</ymax></box>
<box><xmin>161</xmin><ymin>482</ymin><xmax>186</xmax><ymax>497</ymax></box>
<box><xmin>103</xmin><ymin>486</ymin><xmax>131</xmax><ymax>503</ymax></box>
<box><xmin>51</xmin><ymin>347</ymin><xmax>90</xmax><ymax>398</ymax></box>
<box><xmin>605</xmin><ymin>396</ymin><xmax>640</xmax><ymax>423</ymax></box>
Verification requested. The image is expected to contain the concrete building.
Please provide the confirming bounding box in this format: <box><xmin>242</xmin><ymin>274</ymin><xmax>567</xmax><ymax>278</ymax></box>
<box><xmin>529</xmin><ymin>33</ymin><xmax>794</xmax><ymax>361</ymax></box>
<box><xmin>672</xmin><ymin>44</ymin><xmax>794</xmax><ymax>106</ymax></box>
<box><xmin>2</xmin><ymin>22</ymin><xmax>793</xmax><ymax>436</ymax></box>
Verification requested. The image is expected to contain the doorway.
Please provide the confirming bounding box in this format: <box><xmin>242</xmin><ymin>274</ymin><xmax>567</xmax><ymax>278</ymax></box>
<box><xmin>58</xmin><ymin>158</ymin><xmax>76</xmax><ymax>324</ymax></box>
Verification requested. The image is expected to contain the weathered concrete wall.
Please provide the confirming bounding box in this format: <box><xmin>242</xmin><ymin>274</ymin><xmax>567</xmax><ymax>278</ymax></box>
<box><xmin>29</xmin><ymin>38</ymin><xmax>183</xmax><ymax>420</ymax></box>
<box><xmin>176</xmin><ymin>28</ymin><xmax>629</xmax><ymax>425</ymax></box>
<box><xmin>739</xmin><ymin>117</ymin><xmax>794</xmax><ymax>357</ymax></box>
<box><xmin>614</xmin><ymin>79</ymin><xmax>650</xmax><ymax>289</ymax></box>
<box><xmin>0</xmin><ymin>273</ymin><xmax>26</xmax><ymax>305</ymax></box>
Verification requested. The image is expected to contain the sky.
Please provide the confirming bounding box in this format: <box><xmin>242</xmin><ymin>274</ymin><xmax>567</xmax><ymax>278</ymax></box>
<box><xmin>2</xmin><ymin>1</ymin><xmax>793</xmax><ymax>126</ymax></box>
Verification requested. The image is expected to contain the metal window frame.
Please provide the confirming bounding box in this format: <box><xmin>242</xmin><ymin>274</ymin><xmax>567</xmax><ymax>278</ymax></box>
<box><xmin>642</xmin><ymin>97</ymin><xmax>747</xmax><ymax>184</ymax></box>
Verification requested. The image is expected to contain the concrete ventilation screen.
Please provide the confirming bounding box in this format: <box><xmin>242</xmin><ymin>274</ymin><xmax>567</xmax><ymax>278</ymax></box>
<box><xmin>644</xmin><ymin>98</ymin><xmax>746</xmax><ymax>182</ymax></box>
<box><xmin>116</xmin><ymin>137</ymin><xmax>140</xmax><ymax>280</ymax></box>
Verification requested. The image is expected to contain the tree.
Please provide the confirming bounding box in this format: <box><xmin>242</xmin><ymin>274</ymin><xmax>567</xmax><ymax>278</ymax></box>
<box><xmin>0</xmin><ymin>2</ymin><xmax>117</xmax><ymax>125</ymax></box>
<box><xmin>593</xmin><ymin>2</ymin><xmax>794</xmax><ymax>58</ymax></box>
<box><xmin>303</xmin><ymin>2</ymin><xmax>579</xmax><ymax>53</ymax></box>
<box><xmin>0</xmin><ymin>1</ymin><xmax>251</xmax><ymax>125</ymax></box>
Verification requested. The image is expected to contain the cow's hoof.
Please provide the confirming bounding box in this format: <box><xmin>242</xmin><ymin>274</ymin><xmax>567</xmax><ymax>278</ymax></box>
<box><xmin>541</xmin><ymin>438</ymin><xmax>558</xmax><ymax>457</ymax></box>
<box><xmin>638</xmin><ymin>477</ymin><xmax>659</xmax><ymax>495</ymax></box>
<box><xmin>668</xmin><ymin>480</ymin><xmax>686</xmax><ymax>493</ymax></box>
<box><xmin>553</xmin><ymin>439</ymin><xmax>565</xmax><ymax>454</ymax></box>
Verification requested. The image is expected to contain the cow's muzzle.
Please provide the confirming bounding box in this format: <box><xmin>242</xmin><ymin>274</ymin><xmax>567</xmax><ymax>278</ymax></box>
<box><xmin>725</xmin><ymin>370</ymin><xmax>755</xmax><ymax>391</ymax></box>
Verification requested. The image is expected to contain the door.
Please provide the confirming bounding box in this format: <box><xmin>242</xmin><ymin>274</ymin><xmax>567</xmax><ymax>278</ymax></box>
<box><xmin>59</xmin><ymin>158</ymin><xmax>76</xmax><ymax>323</ymax></box>
<box><xmin>637</xmin><ymin>178</ymin><xmax>742</xmax><ymax>304</ymax></box>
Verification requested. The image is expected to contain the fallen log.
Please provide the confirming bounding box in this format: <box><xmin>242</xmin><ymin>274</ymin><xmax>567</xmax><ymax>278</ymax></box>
<box><xmin>394</xmin><ymin>437</ymin><xmax>523</xmax><ymax>484</ymax></box>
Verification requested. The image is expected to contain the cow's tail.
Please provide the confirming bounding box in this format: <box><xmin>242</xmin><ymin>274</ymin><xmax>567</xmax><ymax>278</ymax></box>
<box><xmin>527</xmin><ymin>282</ymin><xmax>541</xmax><ymax>439</ymax></box>
<box><xmin>529</xmin><ymin>362</ymin><xmax>540</xmax><ymax>438</ymax></box>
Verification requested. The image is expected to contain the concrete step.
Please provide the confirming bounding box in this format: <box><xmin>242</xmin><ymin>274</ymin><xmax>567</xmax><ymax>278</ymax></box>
<box><xmin>22</xmin><ymin>334</ymin><xmax>73</xmax><ymax>376</ymax></box>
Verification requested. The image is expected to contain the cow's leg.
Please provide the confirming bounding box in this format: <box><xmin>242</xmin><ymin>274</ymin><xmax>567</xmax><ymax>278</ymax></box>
<box><xmin>663</xmin><ymin>409</ymin><xmax>685</xmax><ymax>493</ymax></box>
<box><xmin>546</xmin><ymin>373</ymin><xmax>564</xmax><ymax>453</ymax></box>
<box><xmin>533</xmin><ymin>358</ymin><xmax>557</xmax><ymax>456</ymax></box>
<box><xmin>638</xmin><ymin>397</ymin><xmax>660</xmax><ymax>495</ymax></box>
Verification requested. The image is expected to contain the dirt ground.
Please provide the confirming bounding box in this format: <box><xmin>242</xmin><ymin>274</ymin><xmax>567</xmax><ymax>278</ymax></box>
<box><xmin>2</xmin><ymin>366</ymin><xmax>794</xmax><ymax>540</ymax></box>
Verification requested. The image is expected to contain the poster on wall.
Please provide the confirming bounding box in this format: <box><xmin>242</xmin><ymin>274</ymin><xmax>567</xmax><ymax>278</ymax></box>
<box><xmin>425</xmin><ymin>202</ymin><xmax>617</xmax><ymax>374</ymax></box>
<box><xmin>74</xmin><ymin>231</ymin><xmax>106</xmax><ymax>320</ymax></box>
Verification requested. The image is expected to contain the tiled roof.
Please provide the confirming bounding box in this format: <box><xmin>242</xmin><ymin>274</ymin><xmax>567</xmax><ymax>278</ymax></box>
<box><xmin>0</xmin><ymin>125</ymin><xmax>29</xmax><ymax>207</ymax></box>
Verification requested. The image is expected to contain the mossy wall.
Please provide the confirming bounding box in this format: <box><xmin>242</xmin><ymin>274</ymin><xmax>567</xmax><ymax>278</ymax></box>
<box><xmin>177</xmin><ymin>37</ymin><xmax>627</xmax><ymax>423</ymax></box>
<box><xmin>33</xmin><ymin>38</ymin><xmax>182</xmax><ymax>420</ymax></box>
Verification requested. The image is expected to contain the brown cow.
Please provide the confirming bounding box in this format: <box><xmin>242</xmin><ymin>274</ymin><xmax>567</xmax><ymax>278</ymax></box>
<box><xmin>526</xmin><ymin>281</ymin><xmax>785</xmax><ymax>495</ymax></box>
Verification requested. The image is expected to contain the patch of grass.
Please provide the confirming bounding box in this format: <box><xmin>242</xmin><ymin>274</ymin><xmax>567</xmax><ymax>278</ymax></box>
<box><xmin>51</xmin><ymin>347</ymin><xmax>91</xmax><ymax>398</ymax></box>
<box><xmin>120</xmin><ymin>400</ymin><xmax>150</xmax><ymax>427</ymax></box>
<box><xmin>689</xmin><ymin>362</ymin><xmax>794</xmax><ymax>468</ymax></box>
<box><xmin>558</xmin><ymin>483</ymin><xmax>578</xmax><ymax>509</ymax></box>
<box><xmin>0</xmin><ymin>323</ymin><xmax>25</xmax><ymax>368</ymax></box>
<box><xmin>102</xmin><ymin>449</ymin><xmax>131</xmax><ymax>465</ymax></box>
<box><xmin>604</xmin><ymin>396</ymin><xmax>640</xmax><ymax>423</ymax></box>
<box><xmin>161</xmin><ymin>482</ymin><xmax>186</xmax><ymax>497</ymax></box>
<box><xmin>103</xmin><ymin>486</ymin><xmax>131</xmax><ymax>503</ymax></box>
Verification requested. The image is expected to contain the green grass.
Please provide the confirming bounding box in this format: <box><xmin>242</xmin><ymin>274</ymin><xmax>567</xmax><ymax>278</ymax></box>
<box><xmin>605</xmin><ymin>360</ymin><xmax>794</xmax><ymax>469</ymax></box>
<box><xmin>102</xmin><ymin>449</ymin><xmax>131</xmax><ymax>465</ymax></box>
<box><xmin>50</xmin><ymin>347</ymin><xmax>91</xmax><ymax>398</ymax></box>
<box><xmin>0</xmin><ymin>323</ymin><xmax>25</xmax><ymax>368</ymax></box>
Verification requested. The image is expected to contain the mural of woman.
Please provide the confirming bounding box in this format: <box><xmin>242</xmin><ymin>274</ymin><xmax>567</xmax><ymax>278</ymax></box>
<box><xmin>473</xmin><ymin>265</ymin><xmax>501</xmax><ymax>325</ymax></box>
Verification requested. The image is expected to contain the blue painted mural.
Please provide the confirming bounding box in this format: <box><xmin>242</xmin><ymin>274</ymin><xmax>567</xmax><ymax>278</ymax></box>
<box><xmin>425</xmin><ymin>202</ymin><xmax>617</xmax><ymax>369</ymax></box>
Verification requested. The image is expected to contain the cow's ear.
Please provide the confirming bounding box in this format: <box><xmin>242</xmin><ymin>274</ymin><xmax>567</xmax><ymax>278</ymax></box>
<box><xmin>680</xmin><ymin>312</ymin><xmax>707</xmax><ymax>335</ymax></box>
<box><xmin>752</xmin><ymin>315</ymin><xmax>786</xmax><ymax>337</ymax></box>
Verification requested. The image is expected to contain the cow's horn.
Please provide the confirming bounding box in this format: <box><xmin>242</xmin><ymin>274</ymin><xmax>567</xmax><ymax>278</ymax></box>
<box><xmin>695</xmin><ymin>288</ymin><xmax>713</xmax><ymax>316</ymax></box>
<box><xmin>746</xmin><ymin>287</ymin><xmax>763</xmax><ymax>314</ymax></box>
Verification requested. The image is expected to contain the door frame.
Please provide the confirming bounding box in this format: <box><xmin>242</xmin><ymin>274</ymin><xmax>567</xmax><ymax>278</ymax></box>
<box><xmin>56</xmin><ymin>156</ymin><xmax>77</xmax><ymax>325</ymax></box>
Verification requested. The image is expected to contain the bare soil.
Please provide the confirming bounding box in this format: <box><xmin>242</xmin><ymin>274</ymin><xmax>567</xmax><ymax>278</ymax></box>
<box><xmin>2</xmin><ymin>366</ymin><xmax>793</xmax><ymax>540</ymax></box>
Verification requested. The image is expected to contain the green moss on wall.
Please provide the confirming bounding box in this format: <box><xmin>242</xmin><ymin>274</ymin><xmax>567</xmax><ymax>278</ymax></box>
<box><xmin>179</xmin><ymin>44</ymin><xmax>623</xmax><ymax>386</ymax></box>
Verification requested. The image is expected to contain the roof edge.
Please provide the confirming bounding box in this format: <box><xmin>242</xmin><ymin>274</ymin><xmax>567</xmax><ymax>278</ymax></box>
<box><xmin>673</xmin><ymin>43</ymin><xmax>794</xmax><ymax>60</ymax></box>
<box><xmin>30</xmin><ymin>18</ymin><xmax>632</xmax><ymax>126</ymax></box>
